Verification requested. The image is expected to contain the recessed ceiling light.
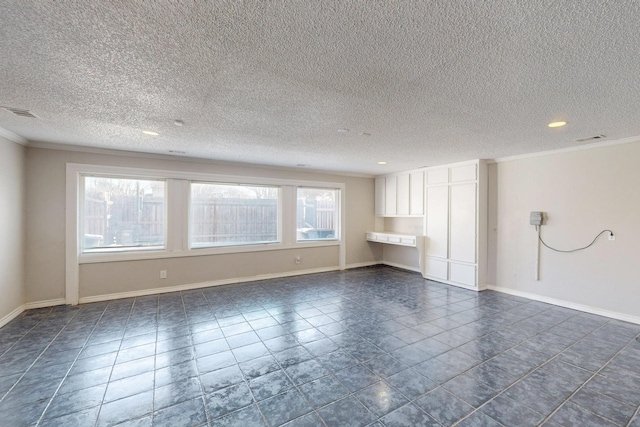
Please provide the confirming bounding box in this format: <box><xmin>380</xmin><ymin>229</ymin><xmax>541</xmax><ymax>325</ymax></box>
<box><xmin>359</xmin><ymin>132</ymin><xmax>371</xmax><ymax>137</ymax></box>
<box><xmin>337</xmin><ymin>128</ymin><xmax>349</xmax><ymax>133</ymax></box>
<box><xmin>548</xmin><ymin>121</ymin><xmax>567</xmax><ymax>128</ymax></box>
<box><xmin>174</xmin><ymin>120</ymin><xmax>184</xmax><ymax>127</ymax></box>
<box><xmin>378</xmin><ymin>161</ymin><xmax>387</xmax><ymax>165</ymax></box>
<box><xmin>143</xmin><ymin>130</ymin><xmax>159</xmax><ymax>136</ymax></box>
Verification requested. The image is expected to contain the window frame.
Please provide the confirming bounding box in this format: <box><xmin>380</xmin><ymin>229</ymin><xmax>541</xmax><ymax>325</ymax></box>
<box><xmin>68</xmin><ymin>164</ymin><xmax>344</xmax><ymax>265</ymax></box>
<box><xmin>188</xmin><ymin>181</ymin><xmax>282</xmax><ymax>249</ymax></box>
<box><xmin>296</xmin><ymin>186</ymin><xmax>341</xmax><ymax>243</ymax></box>
<box><xmin>80</xmin><ymin>174</ymin><xmax>168</xmax><ymax>254</ymax></box>
<box><xmin>66</xmin><ymin>163</ymin><xmax>346</xmax><ymax>305</ymax></box>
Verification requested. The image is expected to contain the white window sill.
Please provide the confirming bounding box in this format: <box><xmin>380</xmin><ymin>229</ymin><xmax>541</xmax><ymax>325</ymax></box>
<box><xmin>78</xmin><ymin>240</ymin><xmax>340</xmax><ymax>264</ymax></box>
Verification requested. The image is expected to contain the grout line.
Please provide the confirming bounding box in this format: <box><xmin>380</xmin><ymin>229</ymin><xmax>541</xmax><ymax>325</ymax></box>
<box><xmin>180</xmin><ymin>290</ymin><xmax>215</xmax><ymax>427</ymax></box>
<box><xmin>537</xmin><ymin>328</ymin><xmax>640</xmax><ymax>426</ymax></box>
<box><xmin>1</xmin><ymin>267</ymin><xmax>639</xmax><ymax>427</ymax></box>
<box><xmin>91</xmin><ymin>299</ymin><xmax>138</xmax><ymax>427</ymax></box>
<box><xmin>32</xmin><ymin>304</ymin><xmax>107</xmax><ymax>426</ymax></box>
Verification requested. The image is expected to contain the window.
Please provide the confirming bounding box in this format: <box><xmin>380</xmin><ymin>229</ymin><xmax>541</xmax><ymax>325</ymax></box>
<box><xmin>190</xmin><ymin>183</ymin><xmax>279</xmax><ymax>248</ymax></box>
<box><xmin>82</xmin><ymin>176</ymin><xmax>166</xmax><ymax>252</ymax></box>
<box><xmin>297</xmin><ymin>187</ymin><xmax>339</xmax><ymax>241</ymax></box>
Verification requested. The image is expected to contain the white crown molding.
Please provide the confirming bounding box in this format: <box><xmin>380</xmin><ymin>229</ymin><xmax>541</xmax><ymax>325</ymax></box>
<box><xmin>490</xmin><ymin>134</ymin><xmax>640</xmax><ymax>164</ymax></box>
<box><xmin>26</xmin><ymin>140</ymin><xmax>374</xmax><ymax>178</ymax></box>
<box><xmin>0</xmin><ymin>126</ymin><xmax>28</xmax><ymax>145</ymax></box>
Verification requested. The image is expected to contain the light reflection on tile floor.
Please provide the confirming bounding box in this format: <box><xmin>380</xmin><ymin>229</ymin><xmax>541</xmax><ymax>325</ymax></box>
<box><xmin>1</xmin><ymin>266</ymin><xmax>639</xmax><ymax>426</ymax></box>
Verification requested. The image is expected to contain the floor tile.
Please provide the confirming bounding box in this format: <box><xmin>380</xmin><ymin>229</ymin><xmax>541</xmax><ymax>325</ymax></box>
<box><xmin>96</xmin><ymin>390</ymin><xmax>154</xmax><ymax>427</ymax></box>
<box><xmin>249</xmin><ymin>369</ymin><xmax>294</xmax><ymax>401</ymax></box>
<box><xmin>569</xmin><ymin>387</ymin><xmax>636</xmax><ymax>425</ymax></box>
<box><xmin>316</xmin><ymin>350</ymin><xmax>359</xmax><ymax>372</ymax></box>
<box><xmin>239</xmin><ymin>354</ymin><xmax>281</xmax><ymax>379</ymax></box>
<box><xmin>43</xmin><ymin>384</ymin><xmax>106</xmax><ymax>419</ymax></box>
<box><xmin>455</xmin><ymin>411</ymin><xmax>503</xmax><ymax>427</ymax></box>
<box><xmin>205</xmin><ymin>381</ymin><xmax>254</xmax><ymax>418</ymax></box>
<box><xmin>39</xmin><ymin>405</ymin><xmax>101</xmax><ymax>427</ymax></box>
<box><xmin>196</xmin><ymin>350</ymin><xmax>237</xmax><ymax>374</ymax></box>
<box><xmin>480</xmin><ymin>394</ymin><xmax>545</xmax><ymax>427</ymax></box>
<box><xmin>210</xmin><ymin>403</ymin><xmax>267</xmax><ymax>426</ymax></box>
<box><xmin>200</xmin><ymin>365</ymin><xmax>245</xmax><ymax>394</ymax></box>
<box><xmin>232</xmin><ymin>342</ymin><xmax>271</xmax><ymax>363</ymax></box>
<box><xmin>298</xmin><ymin>374</ymin><xmax>349</xmax><ymax>409</ymax></box>
<box><xmin>317</xmin><ymin>395</ymin><xmax>376</xmax><ymax>427</ymax></box>
<box><xmin>379</xmin><ymin>403</ymin><xmax>440</xmax><ymax>427</ymax></box>
<box><xmin>354</xmin><ymin>380</ymin><xmax>409</xmax><ymax>417</ymax></box>
<box><xmin>442</xmin><ymin>374</ymin><xmax>499</xmax><ymax>408</ymax></box>
<box><xmin>154</xmin><ymin>376</ymin><xmax>203</xmax><ymax>410</ymax></box>
<box><xmin>104</xmin><ymin>371</ymin><xmax>154</xmax><ymax>402</ymax></box>
<box><xmin>2</xmin><ymin>267</ymin><xmax>640</xmax><ymax>427</ymax></box>
<box><xmin>281</xmin><ymin>411</ymin><xmax>324</xmax><ymax>427</ymax></box>
<box><xmin>257</xmin><ymin>388</ymin><xmax>311</xmax><ymax>426</ymax></box>
<box><xmin>153</xmin><ymin>397</ymin><xmax>208</xmax><ymax>427</ymax></box>
<box><xmin>334</xmin><ymin>364</ymin><xmax>380</xmax><ymax>392</ymax></box>
<box><xmin>415</xmin><ymin>386</ymin><xmax>475</xmax><ymax>425</ymax></box>
<box><xmin>285</xmin><ymin>359</ymin><xmax>330</xmax><ymax>385</ymax></box>
<box><xmin>548</xmin><ymin>401</ymin><xmax>618</xmax><ymax>427</ymax></box>
<box><xmin>385</xmin><ymin>368</ymin><xmax>438</xmax><ymax>399</ymax></box>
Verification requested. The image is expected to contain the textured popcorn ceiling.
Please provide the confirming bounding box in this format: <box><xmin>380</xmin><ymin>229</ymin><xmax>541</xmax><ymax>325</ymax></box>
<box><xmin>1</xmin><ymin>1</ymin><xmax>640</xmax><ymax>174</ymax></box>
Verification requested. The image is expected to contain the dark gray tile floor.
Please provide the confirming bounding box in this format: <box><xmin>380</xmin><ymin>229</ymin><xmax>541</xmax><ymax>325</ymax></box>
<box><xmin>1</xmin><ymin>265</ymin><xmax>639</xmax><ymax>426</ymax></box>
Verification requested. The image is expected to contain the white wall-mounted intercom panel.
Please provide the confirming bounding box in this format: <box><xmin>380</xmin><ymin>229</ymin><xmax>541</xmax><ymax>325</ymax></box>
<box><xmin>530</xmin><ymin>211</ymin><xmax>543</xmax><ymax>226</ymax></box>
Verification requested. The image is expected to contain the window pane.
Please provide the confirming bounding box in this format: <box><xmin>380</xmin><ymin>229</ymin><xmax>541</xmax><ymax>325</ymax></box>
<box><xmin>82</xmin><ymin>177</ymin><xmax>165</xmax><ymax>252</ymax></box>
<box><xmin>190</xmin><ymin>183</ymin><xmax>279</xmax><ymax>248</ymax></box>
<box><xmin>297</xmin><ymin>188</ymin><xmax>338</xmax><ymax>241</ymax></box>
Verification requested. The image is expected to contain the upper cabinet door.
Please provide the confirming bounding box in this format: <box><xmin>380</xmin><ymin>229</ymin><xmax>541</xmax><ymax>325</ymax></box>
<box><xmin>396</xmin><ymin>174</ymin><xmax>410</xmax><ymax>215</ymax></box>
<box><xmin>409</xmin><ymin>171</ymin><xmax>424</xmax><ymax>215</ymax></box>
<box><xmin>375</xmin><ymin>177</ymin><xmax>386</xmax><ymax>216</ymax></box>
<box><xmin>385</xmin><ymin>175</ymin><xmax>397</xmax><ymax>215</ymax></box>
<box><xmin>426</xmin><ymin>168</ymin><xmax>448</xmax><ymax>185</ymax></box>
<box><xmin>450</xmin><ymin>164</ymin><xmax>477</xmax><ymax>183</ymax></box>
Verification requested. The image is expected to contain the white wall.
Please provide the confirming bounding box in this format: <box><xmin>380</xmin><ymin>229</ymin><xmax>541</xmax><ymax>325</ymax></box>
<box><xmin>490</xmin><ymin>141</ymin><xmax>640</xmax><ymax>320</ymax></box>
<box><xmin>0</xmin><ymin>136</ymin><xmax>26</xmax><ymax>323</ymax></box>
<box><xmin>25</xmin><ymin>146</ymin><xmax>377</xmax><ymax>303</ymax></box>
<box><xmin>379</xmin><ymin>217</ymin><xmax>423</xmax><ymax>271</ymax></box>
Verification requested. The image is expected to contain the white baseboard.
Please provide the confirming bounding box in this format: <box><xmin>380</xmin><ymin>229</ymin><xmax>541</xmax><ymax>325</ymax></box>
<box><xmin>79</xmin><ymin>266</ymin><xmax>341</xmax><ymax>304</ymax></box>
<box><xmin>345</xmin><ymin>261</ymin><xmax>380</xmax><ymax>269</ymax></box>
<box><xmin>487</xmin><ymin>285</ymin><xmax>640</xmax><ymax>325</ymax></box>
<box><xmin>24</xmin><ymin>298</ymin><xmax>66</xmax><ymax>309</ymax></box>
<box><xmin>0</xmin><ymin>305</ymin><xmax>25</xmax><ymax>329</ymax></box>
<box><xmin>381</xmin><ymin>261</ymin><xmax>421</xmax><ymax>274</ymax></box>
<box><xmin>0</xmin><ymin>298</ymin><xmax>68</xmax><ymax>329</ymax></box>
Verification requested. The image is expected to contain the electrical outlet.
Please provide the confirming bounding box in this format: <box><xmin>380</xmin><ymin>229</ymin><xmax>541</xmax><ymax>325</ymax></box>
<box><xmin>295</xmin><ymin>256</ymin><xmax>301</xmax><ymax>264</ymax></box>
<box><xmin>160</xmin><ymin>270</ymin><xmax>167</xmax><ymax>279</ymax></box>
<box><xmin>609</xmin><ymin>233</ymin><xmax>615</xmax><ymax>241</ymax></box>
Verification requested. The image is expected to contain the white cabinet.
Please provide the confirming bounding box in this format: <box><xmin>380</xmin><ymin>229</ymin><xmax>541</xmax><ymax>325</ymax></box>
<box><xmin>449</xmin><ymin>183</ymin><xmax>476</xmax><ymax>263</ymax></box>
<box><xmin>385</xmin><ymin>175</ymin><xmax>397</xmax><ymax>215</ymax></box>
<box><xmin>396</xmin><ymin>174</ymin><xmax>410</xmax><ymax>215</ymax></box>
<box><xmin>409</xmin><ymin>171</ymin><xmax>424</xmax><ymax>215</ymax></box>
<box><xmin>374</xmin><ymin>171</ymin><xmax>424</xmax><ymax>217</ymax></box>
<box><xmin>425</xmin><ymin>186</ymin><xmax>448</xmax><ymax>258</ymax></box>
<box><xmin>375</xmin><ymin>177</ymin><xmax>385</xmax><ymax>216</ymax></box>
<box><xmin>423</xmin><ymin>161</ymin><xmax>487</xmax><ymax>291</ymax></box>
<box><xmin>366</xmin><ymin>232</ymin><xmax>418</xmax><ymax>247</ymax></box>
